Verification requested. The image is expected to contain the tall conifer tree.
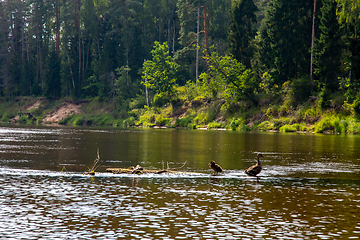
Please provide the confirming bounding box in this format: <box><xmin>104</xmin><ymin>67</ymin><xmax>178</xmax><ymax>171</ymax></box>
<box><xmin>313</xmin><ymin>0</ymin><xmax>342</xmax><ymax>92</ymax></box>
<box><xmin>228</xmin><ymin>0</ymin><xmax>258</xmax><ymax>69</ymax></box>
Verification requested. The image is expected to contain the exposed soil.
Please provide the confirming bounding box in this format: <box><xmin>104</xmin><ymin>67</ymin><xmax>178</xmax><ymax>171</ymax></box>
<box><xmin>25</xmin><ymin>99</ymin><xmax>42</xmax><ymax>111</ymax></box>
<box><xmin>42</xmin><ymin>102</ymin><xmax>81</xmax><ymax>123</ymax></box>
<box><xmin>11</xmin><ymin>99</ymin><xmax>82</xmax><ymax>124</ymax></box>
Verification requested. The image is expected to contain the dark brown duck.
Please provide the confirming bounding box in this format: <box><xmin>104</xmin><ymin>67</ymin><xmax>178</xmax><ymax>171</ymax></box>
<box><xmin>245</xmin><ymin>153</ymin><xmax>264</xmax><ymax>177</ymax></box>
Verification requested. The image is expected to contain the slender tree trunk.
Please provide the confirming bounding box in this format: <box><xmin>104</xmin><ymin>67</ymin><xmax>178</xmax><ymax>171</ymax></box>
<box><xmin>66</xmin><ymin>49</ymin><xmax>75</xmax><ymax>91</ymax></box>
<box><xmin>172</xmin><ymin>20</ymin><xmax>175</xmax><ymax>54</ymax></box>
<box><xmin>86</xmin><ymin>38</ymin><xmax>90</xmax><ymax>70</ymax></box>
<box><xmin>82</xmin><ymin>33</ymin><xmax>85</xmax><ymax>75</ymax></box>
<box><xmin>167</xmin><ymin>0</ymin><xmax>171</xmax><ymax>55</ymax></box>
<box><xmin>56</xmin><ymin>0</ymin><xmax>60</xmax><ymax>55</ymax></box>
<box><xmin>203</xmin><ymin>2</ymin><xmax>208</xmax><ymax>56</ymax></box>
<box><xmin>78</xmin><ymin>0</ymin><xmax>81</xmax><ymax>91</ymax></box>
<box><xmin>124</xmin><ymin>0</ymin><xmax>129</xmax><ymax>85</ymax></box>
<box><xmin>36</xmin><ymin>3</ymin><xmax>42</xmax><ymax>92</ymax></box>
<box><xmin>196</xmin><ymin>3</ymin><xmax>200</xmax><ymax>84</ymax></box>
<box><xmin>20</xmin><ymin>1</ymin><xmax>25</xmax><ymax>62</ymax></box>
<box><xmin>40</xmin><ymin>38</ymin><xmax>43</xmax><ymax>94</ymax></box>
<box><xmin>310</xmin><ymin>0</ymin><xmax>317</xmax><ymax>89</ymax></box>
<box><xmin>144</xmin><ymin>60</ymin><xmax>149</xmax><ymax>107</ymax></box>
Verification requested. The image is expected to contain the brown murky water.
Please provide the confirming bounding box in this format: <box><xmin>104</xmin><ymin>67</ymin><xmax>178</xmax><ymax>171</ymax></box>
<box><xmin>0</xmin><ymin>125</ymin><xmax>360</xmax><ymax>239</ymax></box>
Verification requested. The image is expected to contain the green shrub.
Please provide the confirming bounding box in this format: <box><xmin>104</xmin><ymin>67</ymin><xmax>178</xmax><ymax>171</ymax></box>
<box><xmin>122</xmin><ymin>117</ymin><xmax>136</xmax><ymax>127</ymax></box>
<box><xmin>129</xmin><ymin>96</ymin><xmax>147</xmax><ymax>110</ymax></box>
<box><xmin>1</xmin><ymin>111</ymin><xmax>11</xmax><ymax>122</ymax></box>
<box><xmin>18</xmin><ymin>114</ymin><xmax>36</xmax><ymax>124</ymax></box>
<box><xmin>72</xmin><ymin>115</ymin><xmax>85</xmax><ymax>126</ymax></box>
<box><xmin>273</xmin><ymin>118</ymin><xmax>286</xmax><ymax>130</ymax></box>
<box><xmin>227</xmin><ymin>118</ymin><xmax>250</xmax><ymax>131</ymax></box>
<box><xmin>266</xmin><ymin>105</ymin><xmax>279</xmax><ymax>119</ymax></box>
<box><xmin>279</xmin><ymin>124</ymin><xmax>297</xmax><ymax>132</ymax></box>
<box><xmin>352</xmin><ymin>96</ymin><xmax>360</xmax><ymax>119</ymax></box>
<box><xmin>256</xmin><ymin>121</ymin><xmax>273</xmax><ymax>131</ymax></box>
<box><xmin>314</xmin><ymin>115</ymin><xmax>347</xmax><ymax>133</ymax></box>
<box><xmin>18</xmin><ymin>114</ymin><xmax>29</xmax><ymax>124</ymax></box>
<box><xmin>175</xmin><ymin>116</ymin><xmax>193</xmax><ymax>128</ymax></box>
<box><xmin>347</xmin><ymin>118</ymin><xmax>360</xmax><ymax>134</ymax></box>
<box><xmin>155</xmin><ymin>115</ymin><xmax>171</xmax><ymax>126</ymax></box>
<box><xmin>208</xmin><ymin>122</ymin><xmax>223</xmax><ymax>129</ymax></box>
<box><xmin>176</xmin><ymin>81</ymin><xmax>206</xmax><ymax>102</ymax></box>
<box><xmin>194</xmin><ymin>110</ymin><xmax>216</xmax><ymax>125</ymax></box>
<box><xmin>238</xmin><ymin>124</ymin><xmax>251</xmax><ymax>131</ymax></box>
<box><xmin>318</xmin><ymin>87</ymin><xmax>331</xmax><ymax>109</ymax></box>
<box><xmin>96</xmin><ymin>115</ymin><xmax>114</xmax><ymax>126</ymax></box>
<box><xmin>58</xmin><ymin>115</ymin><xmax>73</xmax><ymax>125</ymax></box>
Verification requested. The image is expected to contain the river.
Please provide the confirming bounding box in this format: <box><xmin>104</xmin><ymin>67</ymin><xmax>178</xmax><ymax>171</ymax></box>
<box><xmin>0</xmin><ymin>125</ymin><xmax>359</xmax><ymax>239</ymax></box>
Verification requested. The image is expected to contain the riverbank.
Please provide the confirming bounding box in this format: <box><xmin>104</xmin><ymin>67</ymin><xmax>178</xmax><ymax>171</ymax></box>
<box><xmin>2</xmin><ymin>96</ymin><xmax>360</xmax><ymax>134</ymax></box>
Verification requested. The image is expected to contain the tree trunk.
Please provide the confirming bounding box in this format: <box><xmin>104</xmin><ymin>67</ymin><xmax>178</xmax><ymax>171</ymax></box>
<box><xmin>196</xmin><ymin>3</ymin><xmax>200</xmax><ymax>84</ymax></box>
<box><xmin>56</xmin><ymin>0</ymin><xmax>60</xmax><ymax>55</ymax></box>
<box><xmin>78</xmin><ymin>0</ymin><xmax>81</xmax><ymax>92</ymax></box>
<box><xmin>310</xmin><ymin>0</ymin><xmax>317</xmax><ymax>89</ymax></box>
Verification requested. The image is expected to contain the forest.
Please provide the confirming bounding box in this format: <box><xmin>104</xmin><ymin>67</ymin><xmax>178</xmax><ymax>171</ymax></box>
<box><xmin>1</xmin><ymin>0</ymin><xmax>360</xmax><ymax>133</ymax></box>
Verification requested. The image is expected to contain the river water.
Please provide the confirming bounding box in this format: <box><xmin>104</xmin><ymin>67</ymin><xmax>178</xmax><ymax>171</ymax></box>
<box><xmin>0</xmin><ymin>125</ymin><xmax>360</xmax><ymax>239</ymax></box>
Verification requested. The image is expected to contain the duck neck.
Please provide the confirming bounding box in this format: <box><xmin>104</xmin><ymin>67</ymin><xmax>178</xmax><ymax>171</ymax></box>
<box><xmin>257</xmin><ymin>157</ymin><xmax>262</xmax><ymax>167</ymax></box>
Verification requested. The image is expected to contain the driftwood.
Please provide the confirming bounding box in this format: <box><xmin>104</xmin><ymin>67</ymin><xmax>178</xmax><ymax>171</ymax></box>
<box><xmin>83</xmin><ymin>149</ymin><xmax>100</xmax><ymax>175</ymax></box>
<box><xmin>106</xmin><ymin>161</ymin><xmax>188</xmax><ymax>175</ymax></box>
<box><xmin>82</xmin><ymin>150</ymin><xmax>194</xmax><ymax>175</ymax></box>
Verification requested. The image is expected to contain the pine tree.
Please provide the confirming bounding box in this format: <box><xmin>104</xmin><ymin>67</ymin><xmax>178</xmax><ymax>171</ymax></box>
<box><xmin>228</xmin><ymin>0</ymin><xmax>258</xmax><ymax>68</ymax></box>
<box><xmin>313</xmin><ymin>0</ymin><xmax>342</xmax><ymax>92</ymax></box>
<box><xmin>257</xmin><ymin>0</ymin><xmax>314</xmax><ymax>85</ymax></box>
<box><xmin>44</xmin><ymin>47</ymin><xmax>61</xmax><ymax>99</ymax></box>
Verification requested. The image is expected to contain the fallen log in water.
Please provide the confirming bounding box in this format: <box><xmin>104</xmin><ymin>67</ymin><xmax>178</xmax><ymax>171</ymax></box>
<box><xmin>105</xmin><ymin>161</ymin><xmax>195</xmax><ymax>175</ymax></box>
<box><xmin>106</xmin><ymin>168</ymin><xmax>170</xmax><ymax>174</ymax></box>
<box><xmin>83</xmin><ymin>151</ymin><xmax>196</xmax><ymax>175</ymax></box>
<box><xmin>105</xmin><ymin>167</ymin><xmax>200</xmax><ymax>175</ymax></box>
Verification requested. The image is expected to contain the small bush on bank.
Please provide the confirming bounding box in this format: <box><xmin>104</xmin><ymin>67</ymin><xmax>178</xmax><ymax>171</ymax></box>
<box><xmin>228</xmin><ymin>118</ymin><xmax>243</xmax><ymax>130</ymax></box>
<box><xmin>155</xmin><ymin>115</ymin><xmax>171</xmax><ymax>126</ymax></box>
<box><xmin>1</xmin><ymin>111</ymin><xmax>13</xmax><ymax>122</ymax></box>
<box><xmin>95</xmin><ymin>114</ymin><xmax>115</xmax><ymax>126</ymax></box>
<box><xmin>279</xmin><ymin>124</ymin><xmax>298</xmax><ymax>132</ymax></box>
<box><xmin>122</xmin><ymin>117</ymin><xmax>136</xmax><ymax>127</ymax></box>
<box><xmin>18</xmin><ymin>114</ymin><xmax>36</xmax><ymax>124</ymax></box>
<box><xmin>58</xmin><ymin>115</ymin><xmax>74</xmax><ymax>125</ymax></box>
<box><xmin>347</xmin><ymin>118</ymin><xmax>360</xmax><ymax>134</ymax></box>
<box><xmin>194</xmin><ymin>109</ymin><xmax>216</xmax><ymax>125</ymax></box>
<box><xmin>174</xmin><ymin>116</ymin><xmax>194</xmax><ymax>128</ymax></box>
<box><xmin>255</xmin><ymin>121</ymin><xmax>273</xmax><ymax>131</ymax></box>
<box><xmin>207</xmin><ymin>122</ymin><xmax>223</xmax><ymax>129</ymax></box>
<box><xmin>352</xmin><ymin>95</ymin><xmax>360</xmax><ymax>119</ymax></box>
<box><xmin>226</xmin><ymin>118</ymin><xmax>250</xmax><ymax>131</ymax></box>
<box><xmin>72</xmin><ymin>115</ymin><xmax>85</xmax><ymax>126</ymax></box>
<box><xmin>314</xmin><ymin>115</ymin><xmax>349</xmax><ymax>133</ymax></box>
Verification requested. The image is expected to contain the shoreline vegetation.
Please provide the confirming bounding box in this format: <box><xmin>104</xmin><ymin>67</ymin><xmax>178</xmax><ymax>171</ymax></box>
<box><xmin>1</xmin><ymin>1</ymin><xmax>360</xmax><ymax>136</ymax></box>
<box><xmin>3</xmin><ymin>95</ymin><xmax>360</xmax><ymax>135</ymax></box>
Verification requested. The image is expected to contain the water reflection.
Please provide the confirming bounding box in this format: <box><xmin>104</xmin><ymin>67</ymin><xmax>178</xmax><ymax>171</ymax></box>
<box><xmin>1</xmin><ymin>125</ymin><xmax>360</xmax><ymax>238</ymax></box>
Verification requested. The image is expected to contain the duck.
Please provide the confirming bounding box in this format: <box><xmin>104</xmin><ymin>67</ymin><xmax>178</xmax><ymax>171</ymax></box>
<box><xmin>209</xmin><ymin>160</ymin><xmax>223</xmax><ymax>175</ymax></box>
<box><xmin>245</xmin><ymin>153</ymin><xmax>264</xmax><ymax>177</ymax></box>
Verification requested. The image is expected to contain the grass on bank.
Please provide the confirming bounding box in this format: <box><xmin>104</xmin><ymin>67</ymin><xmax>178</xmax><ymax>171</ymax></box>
<box><xmin>3</xmin><ymin>78</ymin><xmax>360</xmax><ymax>135</ymax></box>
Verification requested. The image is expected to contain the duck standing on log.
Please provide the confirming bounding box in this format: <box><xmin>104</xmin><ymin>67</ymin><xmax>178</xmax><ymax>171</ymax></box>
<box><xmin>209</xmin><ymin>160</ymin><xmax>223</xmax><ymax>175</ymax></box>
<box><xmin>245</xmin><ymin>153</ymin><xmax>264</xmax><ymax>177</ymax></box>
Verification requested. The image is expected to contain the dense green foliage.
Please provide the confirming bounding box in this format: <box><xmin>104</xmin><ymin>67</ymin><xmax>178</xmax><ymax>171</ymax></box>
<box><xmin>1</xmin><ymin>0</ymin><xmax>360</xmax><ymax>133</ymax></box>
<box><xmin>228</xmin><ymin>0</ymin><xmax>258</xmax><ymax>68</ymax></box>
